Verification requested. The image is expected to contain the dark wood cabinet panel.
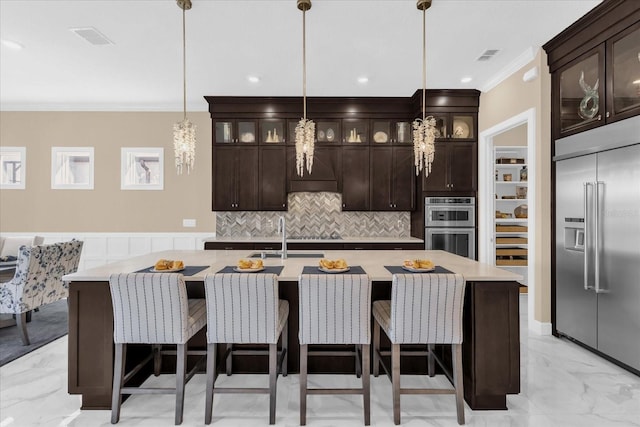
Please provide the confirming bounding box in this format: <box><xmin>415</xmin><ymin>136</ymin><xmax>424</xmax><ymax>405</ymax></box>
<box><xmin>423</xmin><ymin>143</ymin><xmax>449</xmax><ymax>191</ymax></box>
<box><xmin>370</xmin><ymin>147</ymin><xmax>394</xmax><ymax>210</ymax></box>
<box><xmin>212</xmin><ymin>147</ymin><xmax>258</xmax><ymax>211</ymax></box>
<box><xmin>213</xmin><ymin>148</ymin><xmax>238</xmax><ymax>210</ymax></box>
<box><xmin>342</xmin><ymin>147</ymin><xmax>370</xmax><ymax>211</ymax></box>
<box><xmin>449</xmin><ymin>143</ymin><xmax>477</xmax><ymax>192</ymax></box>
<box><xmin>287</xmin><ymin>147</ymin><xmax>341</xmax><ymax>193</ymax></box>
<box><xmin>259</xmin><ymin>147</ymin><xmax>287</xmax><ymax>210</ymax></box>
<box><xmin>423</xmin><ymin>142</ymin><xmax>476</xmax><ymax>193</ymax></box>
<box><xmin>204</xmin><ymin>242</ymin><xmax>255</xmax><ymax>250</ymax></box>
<box><xmin>371</xmin><ymin>147</ymin><xmax>416</xmax><ymax>210</ymax></box>
<box><xmin>392</xmin><ymin>147</ymin><xmax>416</xmax><ymax>211</ymax></box>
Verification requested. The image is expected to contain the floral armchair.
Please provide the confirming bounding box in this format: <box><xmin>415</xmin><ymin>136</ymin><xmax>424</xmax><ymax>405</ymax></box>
<box><xmin>0</xmin><ymin>240</ymin><xmax>83</xmax><ymax>345</ymax></box>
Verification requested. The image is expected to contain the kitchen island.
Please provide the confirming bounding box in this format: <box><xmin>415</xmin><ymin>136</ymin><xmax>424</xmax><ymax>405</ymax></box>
<box><xmin>65</xmin><ymin>249</ymin><xmax>521</xmax><ymax>411</ymax></box>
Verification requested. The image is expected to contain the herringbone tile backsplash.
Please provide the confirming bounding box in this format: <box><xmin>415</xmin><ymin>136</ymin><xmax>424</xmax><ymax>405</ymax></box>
<box><xmin>216</xmin><ymin>192</ymin><xmax>410</xmax><ymax>238</ymax></box>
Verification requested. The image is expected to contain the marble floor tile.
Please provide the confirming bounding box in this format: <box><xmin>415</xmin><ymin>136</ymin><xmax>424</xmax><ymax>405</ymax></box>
<box><xmin>1</xmin><ymin>295</ymin><xmax>639</xmax><ymax>426</ymax></box>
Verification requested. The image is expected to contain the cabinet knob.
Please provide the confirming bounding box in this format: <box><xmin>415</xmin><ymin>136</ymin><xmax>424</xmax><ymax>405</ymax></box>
<box><xmin>606</xmin><ymin>111</ymin><xmax>610</xmax><ymax>118</ymax></box>
<box><xmin>342</xmin><ymin>203</ymin><xmax>345</xmax><ymax>207</ymax></box>
<box><xmin>283</xmin><ymin>204</ymin><xmax>286</xmax><ymax>207</ymax></box>
<box><xmin>450</xmin><ymin>183</ymin><xmax>454</xmax><ymax>188</ymax></box>
<box><xmin>597</xmin><ymin>115</ymin><xmax>602</xmax><ymax>121</ymax></box>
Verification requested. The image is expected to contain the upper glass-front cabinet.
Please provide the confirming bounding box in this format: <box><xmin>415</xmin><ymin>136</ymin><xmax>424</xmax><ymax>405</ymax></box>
<box><xmin>609</xmin><ymin>23</ymin><xmax>640</xmax><ymax>119</ymax></box>
<box><xmin>559</xmin><ymin>49</ymin><xmax>605</xmax><ymax>134</ymax></box>
<box><xmin>215</xmin><ymin>120</ymin><xmax>257</xmax><ymax>144</ymax></box>
<box><xmin>426</xmin><ymin>113</ymin><xmax>475</xmax><ymax>141</ymax></box>
<box><xmin>554</xmin><ymin>22</ymin><xmax>640</xmax><ymax>138</ymax></box>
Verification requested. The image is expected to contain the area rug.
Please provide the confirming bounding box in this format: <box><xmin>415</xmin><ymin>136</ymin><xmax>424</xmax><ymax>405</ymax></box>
<box><xmin>0</xmin><ymin>300</ymin><xmax>68</xmax><ymax>366</ymax></box>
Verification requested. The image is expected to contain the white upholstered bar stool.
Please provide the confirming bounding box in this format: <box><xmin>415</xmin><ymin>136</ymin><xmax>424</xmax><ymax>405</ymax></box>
<box><xmin>372</xmin><ymin>273</ymin><xmax>467</xmax><ymax>425</ymax></box>
<box><xmin>298</xmin><ymin>273</ymin><xmax>372</xmax><ymax>426</ymax></box>
<box><xmin>203</xmin><ymin>273</ymin><xmax>289</xmax><ymax>425</ymax></box>
<box><xmin>108</xmin><ymin>273</ymin><xmax>207</xmax><ymax>425</ymax></box>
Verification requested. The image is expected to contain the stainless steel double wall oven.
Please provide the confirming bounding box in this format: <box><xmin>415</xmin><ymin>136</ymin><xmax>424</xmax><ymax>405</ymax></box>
<box><xmin>424</xmin><ymin>197</ymin><xmax>476</xmax><ymax>259</ymax></box>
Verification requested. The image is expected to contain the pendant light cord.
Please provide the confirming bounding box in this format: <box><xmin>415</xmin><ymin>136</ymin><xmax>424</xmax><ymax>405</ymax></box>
<box><xmin>182</xmin><ymin>5</ymin><xmax>187</xmax><ymax>121</ymax></box>
<box><xmin>422</xmin><ymin>5</ymin><xmax>426</xmax><ymax>121</ymax></box>
<box><xmin>302</xmin><ymin>8</ymin><xmax>307</xmax><ymax>120</ymax></box>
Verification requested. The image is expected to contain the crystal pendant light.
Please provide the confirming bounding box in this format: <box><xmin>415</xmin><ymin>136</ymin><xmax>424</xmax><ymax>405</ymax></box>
<box><xmin>173</xmin><ymin>0</ymin><xmax>196</xmax><ymax>175</ymax></box>
<box><xmin>413</xmin><ymin>0</ymin><xmax>437</xmax><ymax>176</ymax></box>
<box><xmin>295</xmin><ymin>0</ymin><xmax>315</xmax><ymax>177</ymax></box>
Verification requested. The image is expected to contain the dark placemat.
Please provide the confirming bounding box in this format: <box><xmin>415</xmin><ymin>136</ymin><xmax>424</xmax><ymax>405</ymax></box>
<box><xmin>135</xmin><ymin>265</ymin><xmax>209</xmax><ymax>276</ymax></box>
<box><xmin>302</xmin><ymin>265</ymin><xmax>366</xmax><ymax>275</ymax></box>
<box><xmin>216</xmin><ymin>266</ymin><xmax>285</xmax><ymax>275</ymax></box>
<box><xmin>384</xmin><ymin>265</ymin><xmax>454</xmax><ymax>275</ymax></box>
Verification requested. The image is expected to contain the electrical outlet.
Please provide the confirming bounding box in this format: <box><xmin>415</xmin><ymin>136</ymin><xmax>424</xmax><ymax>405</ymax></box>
<box><xmin>182</xmin><ymin>219</ymin><xmax>196</xmax><ymax>228</ymax></box>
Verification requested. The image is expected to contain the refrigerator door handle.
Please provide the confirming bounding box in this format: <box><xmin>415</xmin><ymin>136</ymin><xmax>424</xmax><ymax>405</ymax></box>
<box><xmin>584</xmin><ymin>182</ymin><xmax>593</xmax><ymax>291</ymax></box>
<box><xmin>595</xmin><ymin>181</ymin><xmax>606</xmax><ymax>293</ymax></box>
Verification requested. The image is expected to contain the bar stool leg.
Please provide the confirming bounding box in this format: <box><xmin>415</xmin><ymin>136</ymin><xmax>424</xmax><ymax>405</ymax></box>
<box><xmin>299</xmin><ymin>344</ymin><xmax>308</xmax><ymax>426</ymax></box>
<box><xmin>153</xmin><ymin>344</ymin><xmax>162</xmax><ymax>376</ymax></box>
<box><xmin>428</xmin><ymin>344</ymin><xmax>435</xmax><ymax>377</ymax></box>
<box><xmin>204</xmin><ymin>343</ymin><xmax>217</xmax><ymax>425</ymax></box>
<box><xmin>282</xmin><ymin>319</ymin><xmax>289</xmax><ymax>377</ymax></box>
<box><xmin>175</xmin><ymin>344</ymin><xmax>186</xmax><ymax>425</ymax></box>
<box><xmin>226</xmin><ymin>344</ymin><xmax>233</xmax><ymax>375</ymax></box>
<box><xmin>372</xmin><ymin>320</ymin><xmax>380</xmax><ymax>377</ymax></box>
<box><xmin>362</xmin><ymin>344</ymin><xmax>371</xmax><ymax>426</ymax></box>
<box><xmin>355</xmin><ymin>345</ymin><xmax>362</xmax><ymax>378</ymax></box>
<box><xmin>111</xmin><ymin>343</ymin><xmax>126</xmax><ymax>424</ymax></box>
<box><xmin>269</xmin><ymin>343</ymin><xmax>277</xmax><ymax>425</ymax></box>
<box><xmin>392</xmin><ymin>343</ymin><xmax>401</xmax><ymax>425</ymax></box>
<box><xmin>453</xmin><ymin>344</ymin><xmax>465</xmax><ymax>425</ymax></box>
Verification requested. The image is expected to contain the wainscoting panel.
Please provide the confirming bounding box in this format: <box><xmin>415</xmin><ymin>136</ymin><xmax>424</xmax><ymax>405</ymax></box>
<box><xmin>0</xmin><ymin>232</ymin><xmax>213</xmax><ymax>271</ymax></box>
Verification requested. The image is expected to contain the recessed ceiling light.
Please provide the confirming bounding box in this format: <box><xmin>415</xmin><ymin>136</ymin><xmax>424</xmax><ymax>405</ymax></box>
<box><xmin>1</xmin><ymin>39</ymin><xmax>24</xmax><ymax>50</ymax></box>
<box><xmin>357</xmin><ymin>76</ymin><xmax>369</xmax><ymax>84</ymax></box>
<box><xmin>633</xmin><ymin>79</ymin><xmax>640</xmax><ymax>85</ymax></box>
<box><xmin>247</xmin><ymin>75</ymin><xmax>260</xmax><ymax>84</ymax></box>
<box><xmin>461</xmin><ymin>77</ymin><xmax>473</xmax><ymax>83</ymax></box>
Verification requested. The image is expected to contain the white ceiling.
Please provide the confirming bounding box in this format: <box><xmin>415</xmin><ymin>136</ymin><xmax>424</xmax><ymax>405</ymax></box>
<box><xmin>0</xmin><ymin>0</ymin><xmax>601</xmax><ymax>112</ymax></box>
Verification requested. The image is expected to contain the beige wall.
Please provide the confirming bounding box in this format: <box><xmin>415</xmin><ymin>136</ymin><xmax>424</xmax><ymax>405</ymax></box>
<box><xmin>0</xmin><ymin>111</ymin><xmax>215</xmax><ymax>232</ymax></box>
<box><xmin>479</xmin><ymin>49</ymin><xmax>552</xmax><ymax>324</ymax></box>
<box><xmin>493</xmin><ymin>123</ymin><xmax>527</xmax><ymax>147</ymax></box>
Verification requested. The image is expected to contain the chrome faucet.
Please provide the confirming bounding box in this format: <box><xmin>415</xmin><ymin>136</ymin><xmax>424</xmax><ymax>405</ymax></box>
<box><xmin>278</xmin><ymin>216</ymin><xmax>287</xmax><ymax>259</ymax></box>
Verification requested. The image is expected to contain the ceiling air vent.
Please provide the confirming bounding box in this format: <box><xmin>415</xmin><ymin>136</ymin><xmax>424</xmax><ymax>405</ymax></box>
<box><xmin>477</xmin><ymin>49</ymin><xmax>500</xmax><ymax>62</ymax></box>
<box><xmin>69</xmin><ymin>27</ymin><xmax>114</xmax><ymax>46</ymax></box>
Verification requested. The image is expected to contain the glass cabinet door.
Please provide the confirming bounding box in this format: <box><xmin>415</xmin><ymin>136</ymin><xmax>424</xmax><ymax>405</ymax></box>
<box><xmin>342</xmin><ymin>119</ymin><xmax>368</xmax><ymax>144</ymax></box>
<box><xmin>395</xmin><ymin>121</ymin><xmax>412</xmax><ymax>144</ymax></box>
<box><xmin>215</xmin><ymin>121</ymin><xmax>234</xmax><ymax>143</ymax></box>
<box><xmin>371</xmin><ymin>121</ymin><xmax>391</xmax><ymax>144</ymax></box>
<box><xmin>559</xmin><ymin>49</ymin><xmax>604</xmax><ymax>133</ymax></box>
<box><xmin>609</xmin><ymin>24</ymin><xmax>640</xmax><ymax>118</ymax></box>
<box><xmin>260</xmin><ymin>119</ymin><xmax>285</xmax><ymax>144</ymax></box>
<box><xmin>316</xmin><ymin>121</ymin><xmax>340</xmax><ymax>144</ymax></box>
<box><xmin>451</xmin><ymin>115</ymin><xmax>474</xmax><ymax>139</ymax></box>
<box><xmin>429</xmin><ymin>114</ymin><xmax>448</xmax><ymax>140</ymax></box>
<box><xmin>238</xmin><ymin>121</ymin><xmax>256</xmax><ymax>143</ymax></box>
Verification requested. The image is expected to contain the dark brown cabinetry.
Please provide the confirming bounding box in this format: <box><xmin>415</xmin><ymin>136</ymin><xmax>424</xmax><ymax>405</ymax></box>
<box><xmin>423</xmin><ymin>142</ymin><xmax>476</xmax><ymax>192</ymax></box>
<box><xmin>259</xmin><ymin>147</ymin><xmax>287</xmax><ymax>210</ymax></box>
<box><xmin>206</xmin><ymin>92</ymin><xmax>479</xmax><ymax>216</ymax></box>
<box><xmin>544</xmin><ymin>1</ymin><xmax>640</xmax><ymax>140</ymax></box>
<box><xmin>371</xmin><ymin>146</ymin><xmax>415</xmax><ymax>211</ymax></box>
<box><xmin>287</xmin><ymin>146</ymin><xmax>341</xmax><ymax>193</ymax></box>
<box><xmin>213</xmin><ymin>147</ymin><xmax>258</xmax><ymax>211</ymax></box>
<box><xmin>341</xmin><ymin>147</ymin><xmax>370</xmax><ymax>211</ymax></box>
<box><xmin>204</xmin><ymin>241</ymin><xmax>424</xmax><ymax>250</ymax></box>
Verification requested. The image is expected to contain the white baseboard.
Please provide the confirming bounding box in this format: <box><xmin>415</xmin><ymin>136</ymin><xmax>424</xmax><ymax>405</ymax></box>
<box><xmin>0</xmin><ymin>232</ymin><xmax>215</xmax><ymax>271</ymax></box>
<box><xmin>530</xmin><ymin>319</ymin><xmax>553</xmax><ymax>336</ymax></box>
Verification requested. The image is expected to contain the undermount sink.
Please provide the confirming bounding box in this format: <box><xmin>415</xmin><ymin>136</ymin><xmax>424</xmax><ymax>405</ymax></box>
<box><xmin>249</xmin><ymin>252</ymin><xmax>324</xmax><ymax>259</ymax></box>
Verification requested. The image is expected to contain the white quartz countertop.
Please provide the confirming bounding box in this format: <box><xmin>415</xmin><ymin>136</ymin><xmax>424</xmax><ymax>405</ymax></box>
<box><xmin>64</xmin><ymin>249</ymin><xmax>521</xmax><ymax>282</ymax></box>
<box><xmin>203</xmin><ymin>236</ymin><xmax>424</xmax><ymax>243</ymax></box>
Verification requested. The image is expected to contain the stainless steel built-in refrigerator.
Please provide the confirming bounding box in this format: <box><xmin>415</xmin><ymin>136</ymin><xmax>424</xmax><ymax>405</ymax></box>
<box><xmin>554</xmin><ymin>116</ymin><xmax>640</xmax><ymax>373</ymax></box>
